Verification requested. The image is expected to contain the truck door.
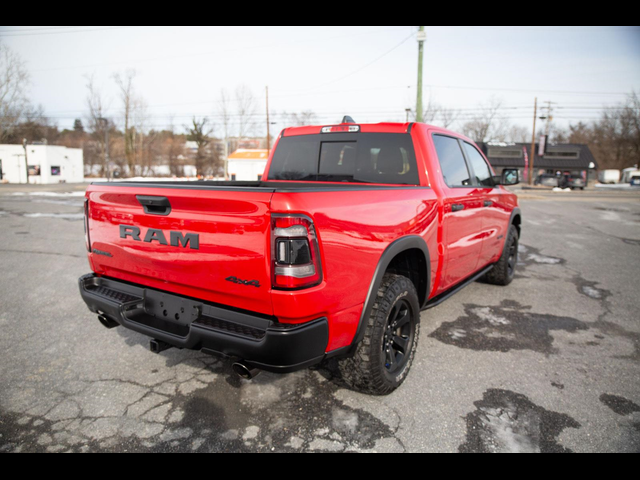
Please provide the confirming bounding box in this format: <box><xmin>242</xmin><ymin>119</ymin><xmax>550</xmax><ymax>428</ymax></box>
<box><xmin>432</xmin><ymin>134</ymin><xmax>484</xmax><ymax>291</ymax></box>
<box><xmin>460</xmin><ymin>141</ymin><xmax>509</xmax><ymax>269</ymax></box>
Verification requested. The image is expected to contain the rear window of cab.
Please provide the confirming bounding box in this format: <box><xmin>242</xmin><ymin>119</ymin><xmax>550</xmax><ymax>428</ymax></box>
<box><xmin>267</xmin><ymin>133</ymin><xmax>420</xmax><ymax>185</ymax></box>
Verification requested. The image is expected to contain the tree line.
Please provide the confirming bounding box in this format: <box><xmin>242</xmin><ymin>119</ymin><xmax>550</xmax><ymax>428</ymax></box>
<box><xmin>2</xmin><ymin>41</ymin><xmax>639</xmax><ymax>175</ymax></box>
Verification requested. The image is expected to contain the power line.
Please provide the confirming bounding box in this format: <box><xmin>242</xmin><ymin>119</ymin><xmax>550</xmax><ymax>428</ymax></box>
<box><xmin>0</xmin><ymin>26</ymin><xmax>85</xmax><ymax>33</ymax></box>
<box><xmin>4</xmin><ymin>107</ymin><xmax>626</xmax><ymax>121</ymax></box>
<box><xmin>29</xmin><ymin>27</ymin><xmax>410</xmax><ymax>73</ymax></box>
<box><xmin>422</xmin><ymin>84</ymin><xmax>633</xmax><ymax>97</ymax></box>
<box><xmin>0</xmin><ymin>26</ymin><xmax>141</xmax><ymax>37</ymax></box>
<box><xmin>297</xmin><ymin>32</ymin><xmax>416</xmax><ymax>91</ymax></box>
<box><xmin>17</xmin><ymin>102</ymin><xmax>633</xmax><ymax>119</ymax></box>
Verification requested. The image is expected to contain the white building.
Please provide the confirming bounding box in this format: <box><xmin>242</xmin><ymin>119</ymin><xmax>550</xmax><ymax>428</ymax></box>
<box><xmin>228</xmin><ymin>149</ymin><xmax>269</xmax><ymax>181</ymax></box>
<box><xmin>0</xmin><ymin>144</ymin><xmax>84</xmax><ymax>184</ymax></box>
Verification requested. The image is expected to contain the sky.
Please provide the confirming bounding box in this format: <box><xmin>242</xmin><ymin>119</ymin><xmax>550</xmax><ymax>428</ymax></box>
<box><xmin>1</xmin><ymin>25</ymin><xmax>639</xmax><ymax>138</ymax></box>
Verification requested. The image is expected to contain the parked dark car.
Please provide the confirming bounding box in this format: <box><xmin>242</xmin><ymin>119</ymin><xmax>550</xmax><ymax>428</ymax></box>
<box><xmin>560</xmin><ymin>174</ymin><xmax>585</xmax><ymax>190</ymax></box>
<box><xmin>534</xmin><ymin>174</ymin><xmax>560</xmax><ymax>187</ymax></box>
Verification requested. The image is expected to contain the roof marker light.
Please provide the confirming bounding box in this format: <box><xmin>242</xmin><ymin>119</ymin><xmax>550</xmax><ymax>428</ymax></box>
<box><xmin>321</xmin><ymin>125</ymin><xmax>360</xmax><ymax>133</ymax></box>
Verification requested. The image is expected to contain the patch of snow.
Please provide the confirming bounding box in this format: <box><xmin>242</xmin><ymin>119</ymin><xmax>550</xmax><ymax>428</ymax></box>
<box><xmin>10</xmin><ymin>191</ymin><xmax>85</xmax><ymax>197</ymax></box>
<box><xmin>527</xmin><ymin>253</ymin><xmax>562</xmax><ymax>265</ymax></box>
<box><xmin>581</xmin><ymin>286</ymin><xmax>602</xmax><ymax>299</ymax></box>
<box><xmin>472</xmin><ymin>307</ymin><xmax>511</xmax><ymax>326</ymax></box>
<box><xmin>23</xmin><ymin>213</ymin><xmax>84</xmax><ymax>220</ymax></box>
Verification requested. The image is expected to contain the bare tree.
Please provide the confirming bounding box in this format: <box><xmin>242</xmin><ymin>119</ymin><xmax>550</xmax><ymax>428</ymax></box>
<box><xmin>461</xmin><ymin>97</ymin><xmax>511</xmax><ymax>143</ymax></box>
<box><xmin>85</xmin><ymin>74</ymin><xmax>111</xmax><ymax>176</ymax></box>
<box><xmin>218</xmin><ymin>88</ymin><xmax>232</xmax><ymax>139</ymax></box>
<box><xmin>216</xmin><ymin>85</ymin><xmax>258</xmax><ymax>176</ymax></box>
<box><xmin>507</xmin><ymin>125</ymin><xmax>530</xmax><ymax>143</ymax></box>
<box><xmin>132</xmin><ymin>94</ymin><xmax>149</xmax><ymax>176</ymax></box>
<box><xmin>218</xmin><ymin>88</ymin><xmax>232</xmax><ymax>177</ymax></box>
<box><xmin>568</xmin><ymin>92</ymin><xmax>640</xmax><ymax>170</ymax></box>
<box><xmin>235</xmin><ymin>84</ymin><xmax>257</xmax><ymax>139</ymax></box>
<box><xmin>281</xmin><ymin>110</ymin><xmax>318</xmax><ymax>126</ymax></box>
<box><xmin>421</xmin><ymin>97</ymin><xmax>440</xmax><ymax>124</ymax></box>
<box><xmin>409</xmin><ymin>95</ymin><xmax>457</xmax><ymax>129</ymax></box>
<box><xmin>0</xmin><ymin>42</ymin><xmax>31</xmax><ymax>142</ymax></box>
<box><xmin>113</xmin><ymin>69</ymin><xmax>138</xmax><ymax>176</ymax></box>
<box><xmin>165</xmin><ymin>115</ymin><xmax>185</xmax><ymax>177</ymax></box>
<box><xmin>10</xmin><ymin>103</ymin><xmax>58</xmax><ymax>144</ymax></box>
<box><xmin>439</xmin><ymin>107</ymin><xmax>458</xmax><ymax>129</ymax></box>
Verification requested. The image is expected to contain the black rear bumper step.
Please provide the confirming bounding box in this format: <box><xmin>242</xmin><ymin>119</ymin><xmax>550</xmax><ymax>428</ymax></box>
<box><xmin>79</xmin><ymin>274</ymin><xmax>329</xmax><ymax>373</ymax></box>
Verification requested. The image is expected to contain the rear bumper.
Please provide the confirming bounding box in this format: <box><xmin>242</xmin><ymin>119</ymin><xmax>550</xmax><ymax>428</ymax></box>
<box><xmin>78</xmin><ymin>274</ymin><xmax>329</xmax><ymax>373</ymax></box>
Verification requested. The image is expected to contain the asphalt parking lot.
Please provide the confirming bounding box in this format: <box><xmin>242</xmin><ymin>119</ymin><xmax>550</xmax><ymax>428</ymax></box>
<box><xmin>1</xmin><ymin>184</ymin><xmax>639</xmax><ymax>453</ymax></box>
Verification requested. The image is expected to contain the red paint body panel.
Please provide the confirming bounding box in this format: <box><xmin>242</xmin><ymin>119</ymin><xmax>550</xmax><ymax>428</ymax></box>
<box><xmin>84</xmin><ymin>122</ymin><xmax>519</xmax><ymax>355</ymax></box>
<box><xmin>270</xmin><ymin>187</ymin><xmax>440</xmax><ymax>350</ymax></box>
<box><xmin>87</xmin><ymin>185</ymin><xmax>275</xmax><ymax>316</ymax></box>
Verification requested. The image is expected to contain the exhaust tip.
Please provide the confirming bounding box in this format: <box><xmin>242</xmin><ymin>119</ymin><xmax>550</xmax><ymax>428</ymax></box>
<box><xmin>232</xmin><ymin>362</ymin><xmax>260</xmax><ymax>380</ymax></box>
<box><xmin>98</xmin><ymin>314</ymin><xmax>119</xmax><ymax>329</ymax></box>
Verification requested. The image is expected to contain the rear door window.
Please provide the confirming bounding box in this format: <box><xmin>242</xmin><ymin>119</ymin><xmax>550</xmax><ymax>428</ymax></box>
<box><xmin>268</xmin><ymin>133</ymin><xmax>420</xmax><ymax>185</ymax></box>
<box><xmin>432</xmin><ymin>135</ymin><xmax>472</xmax><ymax>187</ymax></box>
<box><xmin>462</xmin><ymin>142</ymin><xmax>494</xmax><ymax>187</ymax></box>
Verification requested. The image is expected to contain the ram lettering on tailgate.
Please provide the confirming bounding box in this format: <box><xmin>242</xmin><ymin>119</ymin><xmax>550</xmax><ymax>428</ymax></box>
<box><xmin>119</xmin><ymin>225</ymin><xmax>200</xmax><ymax>250</ymax></box>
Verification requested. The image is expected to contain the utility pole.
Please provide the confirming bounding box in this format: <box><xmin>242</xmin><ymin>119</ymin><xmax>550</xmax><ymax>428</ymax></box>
<box><xmin>22</xmin><ymin>138</ymin><xmax>29</xmax><ymax>184</ymax></box>
<box><xmin>540</xmin><ymin>101</ymin><xmax>555</xmax><ymax>136</ymax></box>
<box><xmin>405</xmin><ymin>108</ymin><xmax>412</xmax><ymax>123</ymax></box>
<box><xmin>529</xmin><ymin>98</ymin><xmax>537</xmax><ymax>185</ymax></box>
<box><xmin>416</xmin><ymin>26</ymin><xmax>426</xmax><ymax>123</ymax></box>
<box><xmin>266</xmin><ymin>86</ymin><xmax>271</xmax><ymax>154</ymax></box>
<box><xmin>99</xmin><ymin>118</ymin><xmax>110</xmax><ymax>181</ymax></box>
<box><xmin>224</xmin><ymin>137</ymin><xmax>229</xmax><ymax>180</ymax></box>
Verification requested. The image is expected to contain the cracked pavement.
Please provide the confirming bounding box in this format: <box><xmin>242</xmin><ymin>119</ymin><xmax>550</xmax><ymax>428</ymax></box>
<box><xmin>1</xmin><ymin>185</ymin><xmax>639</xmax><ymax>452</ymax></box>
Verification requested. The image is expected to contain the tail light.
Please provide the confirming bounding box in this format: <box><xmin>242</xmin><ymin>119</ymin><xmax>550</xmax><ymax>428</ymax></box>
<box><xmin>84</xmin><ymin>197</ymin><xmax>92</xmax><ymax>252</ymax></box>
<box><xmin>271</xmin><ymin>215</ymin><xmax>322</xmax><ymax>290</ymax></box>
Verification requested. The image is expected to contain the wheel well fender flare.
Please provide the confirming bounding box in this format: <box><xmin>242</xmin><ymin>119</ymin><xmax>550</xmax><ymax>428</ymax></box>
<box><xmin>352</xmin><ymin>236</ymin><xmax>431</xmax><ymax>346</ymax></box>
<box><xmin>510</xmin><ymin>207</ymin><xmax>522</xmax><ymax>238</ymax></box>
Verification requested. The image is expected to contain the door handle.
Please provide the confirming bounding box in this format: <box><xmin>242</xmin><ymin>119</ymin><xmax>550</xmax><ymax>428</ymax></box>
<box><xmin>451</xmin><ymin>204</ymin><xmax>465</xmax><ymax>212</ymax></box>
<box><xmin>484</xmin><ymin>200</ymin><xmax>493</xmax><ymax>207</ymax></box>
<box><xmin>136</xmin><ymin>195</ymin><xmax>172</xmax><ymax>216</ymax></box>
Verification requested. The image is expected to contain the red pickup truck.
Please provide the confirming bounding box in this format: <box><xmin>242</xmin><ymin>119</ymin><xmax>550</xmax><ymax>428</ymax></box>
<box><xmin>79</xmin><ymin>121</ymin><xmax>521</xmax><ymax>395</ymax></box>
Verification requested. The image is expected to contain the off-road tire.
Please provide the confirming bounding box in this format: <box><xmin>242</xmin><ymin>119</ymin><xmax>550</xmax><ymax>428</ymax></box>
<box><xmin>484</xmin><ymin>224</ymin><xmax>519</xmax><ymax>286</ymax></box>
<box><xmin>338</xmin><ymin>274</ymin><xmax>420</xmax><ymax>395</ymax></box>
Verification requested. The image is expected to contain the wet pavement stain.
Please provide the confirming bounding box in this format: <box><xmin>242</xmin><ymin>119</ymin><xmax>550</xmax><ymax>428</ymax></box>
<box><xmin>429</xmin><ymin>300</ymin><xmax>588</xmax><ymax>354</ymax></box>
<box><xmin>594</xmin><ymin>207</ymin><xmax>631</xmax><ymax>214</ymax></box>
<box><xmin>459</xmin><ymin>389</ymin><xmax>580</xmax><ymax>453</ymax></box>
<box><xmin>518</xmin><ymin>244</ymin><xmax>566</xmax><ymax>268</ymax></box>
<box><xmin>599</xmin><ymin>394</ymin><xmax>640</xmax><ymax>452</ymax></box>
<box><xmin>572</xmin><ymin>276</ymin><xmax>611</xmax><ymax>302</ymax></box>
<box><xmin>600</xmin><ymin>394</ymin><xmax>640</xmax><ymax>416</ymax></box>
<box><xmin>0</xmin><ymin>363</ymin><xmax>399</xmax><ymax>453</ymax></box>
<box><xmin>582</xmin><ymin>224</ymin><xmax>640</xmax><ymax>247</ymax></box>
<box><xmin>567</xmin><ymin>272</ymin><xmax>640</xmax><ymax>363</ymax></box>
<box><xmin>173</xmin><ymin>369</ymin><xmax>398</xmax><ymax>452</ymax></box>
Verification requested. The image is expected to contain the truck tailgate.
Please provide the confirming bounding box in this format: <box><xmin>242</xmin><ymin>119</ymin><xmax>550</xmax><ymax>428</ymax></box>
<box><xmin>86</xmin><ymin>184</ymin><xmax>275</xmax><ymax>316</ymax></box>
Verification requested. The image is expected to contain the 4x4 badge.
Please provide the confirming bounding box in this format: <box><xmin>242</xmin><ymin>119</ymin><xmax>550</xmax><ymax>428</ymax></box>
<box><xmin>226</xmin><ymin>276</ymin><xmax>261</xmax><ymax>288</ymax></box>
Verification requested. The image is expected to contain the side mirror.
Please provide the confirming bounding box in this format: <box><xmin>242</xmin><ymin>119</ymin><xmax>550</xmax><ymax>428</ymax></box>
<box><xmin>497</xmin><ymin>168</ymin><xmax>519</xmax><ymax>186</ymax></box>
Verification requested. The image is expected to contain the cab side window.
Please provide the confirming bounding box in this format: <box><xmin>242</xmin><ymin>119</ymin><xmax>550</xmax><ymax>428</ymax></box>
<box><xmin>463</xmin><ymin>142</ymin><xmax>494</xmax><ymax>187</ymax></box>
<box><xmin>432</xmin><ymin>134</ymin><xmax>472</xmax><ymax>187</ymax></box>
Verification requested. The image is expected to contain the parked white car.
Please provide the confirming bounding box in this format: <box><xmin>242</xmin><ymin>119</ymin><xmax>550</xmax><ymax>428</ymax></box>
<box><xmin>598</xmin><ymin>169</ymin><xmax>621</xmax><ymax>184</ymax></box>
